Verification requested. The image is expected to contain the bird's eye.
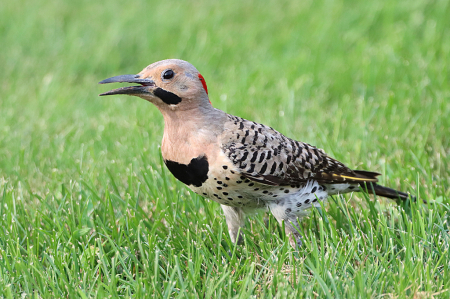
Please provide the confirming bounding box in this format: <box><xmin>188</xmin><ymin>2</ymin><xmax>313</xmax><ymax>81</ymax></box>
<box><xmin>162</xmin><ymin>69</ymin><xmax>175</xmax><ymax>80</ymax></box>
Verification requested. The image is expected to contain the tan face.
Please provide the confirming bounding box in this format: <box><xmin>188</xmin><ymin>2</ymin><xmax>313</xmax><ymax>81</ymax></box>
<box><xmin>99</xmin><ymin>59</ymin><xmax>210</xmax><ymax>110</ymax></box>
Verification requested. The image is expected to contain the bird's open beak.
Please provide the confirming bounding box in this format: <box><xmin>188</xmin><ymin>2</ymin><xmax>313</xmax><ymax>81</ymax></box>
<box><xmin>99</xmin><ymin>74</ymin><xmax>155</xmax><ymax>96</ymax></box>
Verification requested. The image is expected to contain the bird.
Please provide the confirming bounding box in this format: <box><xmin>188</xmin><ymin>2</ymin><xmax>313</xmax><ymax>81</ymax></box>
<box><xmin>99</xmin><ymin>59</ymin><xmax>414</xmax><ymax>248</ymax></box>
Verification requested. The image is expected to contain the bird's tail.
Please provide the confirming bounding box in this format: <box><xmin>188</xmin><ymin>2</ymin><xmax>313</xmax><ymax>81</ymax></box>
<box><xmin>363</xmin><ymin>183</ymin><xmax>413</xmax><ymax>200</ymax></box>
<box><xmin>352</xmin><ymin>170</ymin><xmax>416</xmax><ymax>201</ymax></box>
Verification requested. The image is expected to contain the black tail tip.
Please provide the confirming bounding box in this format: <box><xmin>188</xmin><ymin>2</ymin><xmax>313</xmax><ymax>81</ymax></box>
<box><xmin>361</xmin><ymin>183</ymin><xmax>423</xmax><ymax>203</ymax></box>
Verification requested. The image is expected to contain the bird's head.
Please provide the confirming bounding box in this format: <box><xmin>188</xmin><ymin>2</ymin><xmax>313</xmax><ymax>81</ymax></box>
<box><xmin>99</xmin><ymin>59</ymin><xmax>211</xmax><ymax>111</ymax></box>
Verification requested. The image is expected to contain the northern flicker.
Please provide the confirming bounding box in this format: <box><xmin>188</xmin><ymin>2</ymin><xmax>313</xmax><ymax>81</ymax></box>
<box><xmin>99</xmin><ymin>59</ymin><xmax>414</xmax><ymax>248</ymax></box>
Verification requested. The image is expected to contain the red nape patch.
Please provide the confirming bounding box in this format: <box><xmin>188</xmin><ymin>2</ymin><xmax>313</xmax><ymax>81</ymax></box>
<box><xmin>198</xmin><ymin>74</ymin><xmax>208</xmax><ymax>94</ymax></box>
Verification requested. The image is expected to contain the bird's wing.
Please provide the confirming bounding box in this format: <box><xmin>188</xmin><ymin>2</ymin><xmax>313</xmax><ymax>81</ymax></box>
<box><xmin>221</xmin><ymin>115</ymin><xmax>379</xmax><ymax>186</ymax></box>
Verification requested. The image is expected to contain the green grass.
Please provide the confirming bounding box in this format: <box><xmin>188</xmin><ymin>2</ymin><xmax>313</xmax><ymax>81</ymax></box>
<box><xmin>1</xmin><ymin>0</ymin><xmax>449</xmax><ymax>297</ymax></box>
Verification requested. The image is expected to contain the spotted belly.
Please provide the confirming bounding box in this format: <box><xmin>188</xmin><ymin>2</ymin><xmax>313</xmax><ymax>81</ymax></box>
<box><xmin>163</xmin><ymin>153</ymin><xmax>355</xmax><ymax>212</ymax></box>
<box><xmin>189</xmin><ymin>165</ymin><xmax>268</xmax><ymax>209</ymax></box>
<box><xmin>189</xmin><ymin>163</ymin><xmax>330</xmax><ymax>212</ymax></box>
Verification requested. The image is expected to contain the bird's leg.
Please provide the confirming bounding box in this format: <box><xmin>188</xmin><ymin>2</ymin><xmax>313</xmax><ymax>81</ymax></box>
<box><xmin>285</xmin><ymin>222</ymin><xmax>303</xmax><ymax>248</ymax></box>
<box><xmin>221</xmin><ymin>205</ymin><xmax>246</xmax><ymax>244</ymax></box>
<box><xmin>269</xmin><ymin>203</ymin><xmax>304</xmax><ymax>248</ymax></box>
<box><xmin>279</xmin><ymin>219</ymin><xmax>303</xmax><ymax>248</ymax></box>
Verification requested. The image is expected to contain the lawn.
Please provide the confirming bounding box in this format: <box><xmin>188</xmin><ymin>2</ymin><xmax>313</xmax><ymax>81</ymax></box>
<box><xmin>0</xmin><ymin>0</ymin><xmax>449</xmax><ymax>297</ymax></box>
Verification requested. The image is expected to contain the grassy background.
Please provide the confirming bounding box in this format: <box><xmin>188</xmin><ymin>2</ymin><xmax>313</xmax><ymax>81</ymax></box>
<box><xmin>1</xmin><ymin>0</ymin><xmax>449</xmax><ymax>297</ymax></box>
